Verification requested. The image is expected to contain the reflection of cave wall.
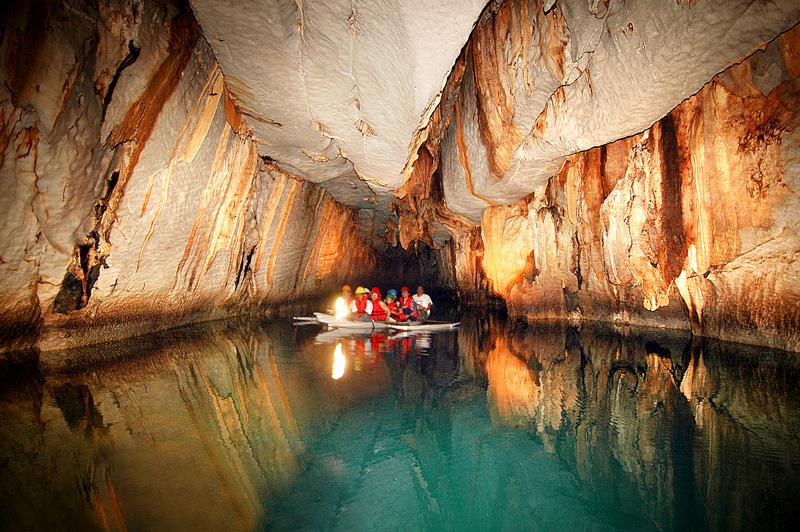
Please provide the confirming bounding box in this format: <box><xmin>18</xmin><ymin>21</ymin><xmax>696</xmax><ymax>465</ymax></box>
<box><xmin>0</xmin><ymin>320</ymin><xmax>374</xmax><ymax>530</ymax></box>
<box><xmin>0</xmin><ymin>0</ymin><xmax>376</xmax><ymax>351</ymax></box>
<box><xmin>474</xmin><ymin>320</ymin><xmax>800</xmax><ymax>530</ymax></box>
<box><xmin>3</xmin><ymin>313</ymin><xmax>799</xmax><ymax>529</ymax></box>
<box><xmin>449</xmin><ymin>31</ymin><xmax>800</xmax><ymax>351</ymax></box>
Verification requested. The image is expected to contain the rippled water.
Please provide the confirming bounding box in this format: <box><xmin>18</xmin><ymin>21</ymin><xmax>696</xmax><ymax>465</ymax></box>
<box><xmin>2</xmin><ymin>316</ymin><xmax>799</xmax><ymax>531</ymax></box>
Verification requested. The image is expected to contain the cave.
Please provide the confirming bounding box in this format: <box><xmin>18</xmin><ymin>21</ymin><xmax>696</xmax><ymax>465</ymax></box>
<box><xmin>1</xmin><ymin>0</ymin><xmax>799</xmax><ymax>529</ymax></box>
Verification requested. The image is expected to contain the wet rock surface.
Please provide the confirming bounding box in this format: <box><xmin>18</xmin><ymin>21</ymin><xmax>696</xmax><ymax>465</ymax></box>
<box><xmin>461</xmin><ymin>36</ymin><xmax>800</xmax><ymax>351</ymax></box>
<box><xmin>0</xmin><ymin>0</ymin><xmax>375</xmax><ymax>350</ymax></box>
<box><xmin>0</xmin><ymin>0</ymin><xmax>798</xmax><ymax>351</ymax></box>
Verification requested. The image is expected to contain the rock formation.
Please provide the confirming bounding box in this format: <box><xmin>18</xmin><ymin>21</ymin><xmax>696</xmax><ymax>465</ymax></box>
<box><xmin>396</xmin><ymin>1</ymin><xmax>800</xmax><ymax>351</ymax></box>
<box><xmin>442</xmin><ymin>24</ymin><xmax>800</xmax><ymax>351</ymax></box>
<box><xmin>1</xmin><ymin>0</ymin><xmax>376</xmax><ymax>350</ymax></box>
<box><xmin>1</xmin><ymin>0</ymin><xmax>798</xmax><ymax>350</ymax></box>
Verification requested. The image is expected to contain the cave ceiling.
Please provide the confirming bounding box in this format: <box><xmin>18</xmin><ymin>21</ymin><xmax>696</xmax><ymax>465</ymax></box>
<box><xmin>190</xmin><ymin>0</ymin><xmax>800</xmax><ymax>236</ymax></box>
<box><xmin>190</xmin><ymin>0</ymin><xmax>490</xmax><ymax>235</ymax></box>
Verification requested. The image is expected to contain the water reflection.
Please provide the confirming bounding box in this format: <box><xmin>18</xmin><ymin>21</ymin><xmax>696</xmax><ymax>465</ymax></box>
<box><xmin>0</xmin><ymin>318</ymin><xmax>798</xmax><ymax>530</ymax></box>
<box><xmin>331</xmin><ymin>343</ymin><xmax>346</xmax><ymax>380</ymax></box>
<box><xmin>476</xmin><ymin>321</ymin><xmax>800</xmax><ymax>530</ymax></box>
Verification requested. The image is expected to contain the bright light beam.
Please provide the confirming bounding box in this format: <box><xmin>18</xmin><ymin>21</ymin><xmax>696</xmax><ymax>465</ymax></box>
<box><xmin>334</xmin><ymin>297</ymin><xmax>349</xmax><ymax>319</ymax></box>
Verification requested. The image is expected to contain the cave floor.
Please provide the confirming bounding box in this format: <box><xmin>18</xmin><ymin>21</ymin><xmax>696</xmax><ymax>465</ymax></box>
<box><xmin>1</xmin><ymin>316</ymin><xmax>799</xmax><ymax>531</ymax></box>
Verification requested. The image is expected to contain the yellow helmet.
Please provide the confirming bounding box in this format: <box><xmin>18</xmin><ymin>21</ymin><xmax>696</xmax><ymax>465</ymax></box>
<box><xmin>355</xmin><ymin>286</ymin><xmax>367</xmax><ymax>294</ymax></box>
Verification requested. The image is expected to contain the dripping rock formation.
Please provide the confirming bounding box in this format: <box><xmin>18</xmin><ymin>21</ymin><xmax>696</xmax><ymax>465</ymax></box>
<box><xmin>0</xmin><ymin>0</ymin><xmax>799</xmax><ymax>351</ymax></box>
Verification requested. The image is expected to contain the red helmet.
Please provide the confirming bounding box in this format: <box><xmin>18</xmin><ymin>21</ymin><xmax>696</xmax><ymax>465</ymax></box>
<box><xmin>401</xmin><ymin>286</ymin><xmax>410</xmax><ymax>293</ymax></box>
<box><xmin>370</xmin><ymin>287</ymin><xmax>381</xmax><ymax>296</ymax></box>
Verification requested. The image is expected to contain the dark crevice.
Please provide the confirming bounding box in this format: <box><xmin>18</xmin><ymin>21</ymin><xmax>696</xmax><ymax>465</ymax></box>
<box><xmin>658</xmin><ymin>113</ymin><xmax>687</xmax><ymax>281</ymax></box>
<box><xmin>103</xmin><ymin>170</ymin><xmax>119</xmax><ymax>201</ymax></box>
<box><xmin>645</xmin><ymin>340</ymin><xmax>672</xmax><ymax>358</ymax></box>
<box><xmin>234</xmin><ymin>245</ymin><xmax>256</xmax><ymax>290</ymax></box>
<box><xmin>52</xmin><ymin>271</ymin><xmax>85</xmax><ymax>314</ymax></box>
<box><xmin>574</xmin><ymin>231</ymin><xmax>583</xmax><ymax>290</ymax></box>
<box><xmin>52</xmin><ymin>237</ymin><xmax>103</xmax><ymax>314</ymax></box>
<box><xmin>101</xmin><ymin>40</ymin><xmax>141</xmax><ymax>121</ymax></box>
<box><xmin>94</xmin><ymin>170</ymin><xmax>119</xmax><ymax>219</ymax></box>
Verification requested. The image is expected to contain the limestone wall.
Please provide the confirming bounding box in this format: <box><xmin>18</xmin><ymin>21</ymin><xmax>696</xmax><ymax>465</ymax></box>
<box><xmin>471</xmin><ymin>35</ymin><xmax>800</xmax><ymax>350</ymax></box>
<box><xmin>0</xmin><ymin>0</ymin><xmax>376</xmax><ymax>350</ymax></box>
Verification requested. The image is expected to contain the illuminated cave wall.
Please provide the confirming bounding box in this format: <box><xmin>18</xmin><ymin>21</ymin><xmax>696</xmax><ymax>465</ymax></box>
<box><xmin>1</xmin><ymin>0</ymin><xmax>798</xmax><ymax>352</ymax></box>
<box><xmin>469</xmin><ymin>39</ymin><xmax>800</xmax><ymax>351</ymax></box>
<box><xmin>390</xmin><ymin>0</ymin><xmax>799</xmax><ymax>351</ymax></box>
<box><xmin>0</xmin><ymin>0</ymin><xmax>376</xmax><ymax>350</ymax></box>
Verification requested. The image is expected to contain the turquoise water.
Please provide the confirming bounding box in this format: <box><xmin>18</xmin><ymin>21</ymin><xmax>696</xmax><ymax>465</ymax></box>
<box><xmin>1</xmin><ymin>317</ymin><xmax>799</xmax><ymax>531</ymax></box>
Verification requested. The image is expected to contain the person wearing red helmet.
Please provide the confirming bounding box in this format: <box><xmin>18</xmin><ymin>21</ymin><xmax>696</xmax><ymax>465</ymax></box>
<box><xmin>369</xmin><ymin>287</ymin><xmax>390</xmax><ymax>321</ymax></box>
<box><xmin>399</xmin><ymin>286</ymin><xmax>418</xmax><ymax>320</ymax></box>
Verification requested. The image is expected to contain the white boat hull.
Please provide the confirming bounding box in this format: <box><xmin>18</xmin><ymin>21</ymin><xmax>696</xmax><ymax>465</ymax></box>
<box><xmin>388</xmin><ymin>321</ymin><xmax>461</xmax><ymax>331</ymax></box>
<box><xmin>314</xmin><ymin>313</ymin><xmax>390</xmax><ymax>330</ymax></box>
<box><xmin>313</xmin><ymin>313</ymin><xmax>459</xmax><ymax>332</ymax></box>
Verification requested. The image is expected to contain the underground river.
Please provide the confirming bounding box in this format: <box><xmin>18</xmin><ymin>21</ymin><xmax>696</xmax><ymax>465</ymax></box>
<box><xmin>1</xmin><ymin>316</ymin><xmax>799</xmax><ymax>531</ymax></box>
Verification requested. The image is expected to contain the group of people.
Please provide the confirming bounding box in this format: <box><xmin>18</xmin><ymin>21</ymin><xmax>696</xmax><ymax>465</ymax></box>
<box><xmin>336</xmin><ymin>284</ymin><xmax>433</xmax><ymax>323</ymax></box>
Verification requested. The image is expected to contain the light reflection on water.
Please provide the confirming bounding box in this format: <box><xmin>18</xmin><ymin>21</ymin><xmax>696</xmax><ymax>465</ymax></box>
<box><xmin>1</xmin><ymin>317</ymin><xmax>799</xmax><ymax>531</ymax></box>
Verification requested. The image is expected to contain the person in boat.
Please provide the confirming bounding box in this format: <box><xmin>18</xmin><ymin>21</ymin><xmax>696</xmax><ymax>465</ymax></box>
<box><xmin>334</xmin><ymin>284</ymin><xmax>353</xmax><ymax>317</ymax></box>
<box><xmin>399</xmin><ymin>286</ymin><xmax>419</xmax><ymax>321</ymax></box>
<box><xmin>412</xmin><ymin>285</ymin><xmax>433</xmax><ymax>321</ymax></box>
<box><xmin>369</xmin><ymin>287</ymin><xmax>390</xmax><ymax>321</ymax></box>
<box><xmin>350</xmin><ymin>286</ymin><xmax>373</xmax><ymax>321</ymax></box>
<box><xmin>385</xmin><ymin>289</ymin><xmax>406</xmax><ymax>322</ymax></box>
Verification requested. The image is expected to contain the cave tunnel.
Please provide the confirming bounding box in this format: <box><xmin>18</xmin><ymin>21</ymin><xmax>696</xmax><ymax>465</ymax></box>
<box><xmin>1</xmin><ymin>0</ymin><xmax>800</xmax><ymax>530</ymax></box>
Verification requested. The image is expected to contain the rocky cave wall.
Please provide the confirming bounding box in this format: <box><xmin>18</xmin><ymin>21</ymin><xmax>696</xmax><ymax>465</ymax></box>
<box><xmin>0</xmin><ymin>0</ymin><xmax>376</xmax><ymax>351</ymax></box>
<box><xmin>2</xmin><ymin>0</ymin><xmax>799</xmax><ymax>353</ymax></box>
<box><xmin>471</xmin><ymin>33</ymin><xmax>800</xmax><ymax>352</ymax></box>
<box><xmin>394</xmin><ymin>1</ymin><xmax>800</xmax><ymax>352</ymax></box>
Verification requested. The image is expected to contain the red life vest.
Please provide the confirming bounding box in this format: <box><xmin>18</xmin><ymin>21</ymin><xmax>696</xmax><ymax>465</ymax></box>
<box><xmin>400</xmin><ymin>296</ymin><xmax>417</xmax><ymax>314</ymax></box>
<box><xmin>371</xmin><ymin>300</ymin><xmax>388</xmax><ymax>321</ymax></box>
<box><xmin>354</xmin><ymin>297</ymin><xmax>369</xmax><ymax>314</ymax></box>
<box><xmin>388</xmin><ymin>300</ymin><xmax>406</xmax><ymax>321</ymax></box>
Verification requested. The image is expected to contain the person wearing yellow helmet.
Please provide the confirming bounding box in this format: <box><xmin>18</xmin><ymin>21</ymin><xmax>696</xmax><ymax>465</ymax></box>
<box><xmin>350</xmin><ymin>286</ymin><xmax>373</xmax><ymax>321</ymax></box>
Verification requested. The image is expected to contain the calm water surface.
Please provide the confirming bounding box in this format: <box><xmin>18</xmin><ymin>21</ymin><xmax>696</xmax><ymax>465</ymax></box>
<box><xmin>1</xmin><ymin>316</ymin><xmax>799</xmax><ymax>531</ymax></box>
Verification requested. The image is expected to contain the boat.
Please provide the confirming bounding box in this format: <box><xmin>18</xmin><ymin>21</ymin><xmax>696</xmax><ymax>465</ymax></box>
<box><xmin>312</xmin><ymin>313</ymin><xmax>459</xmax><ymax>332</ymax></box>
<box><xmin>388</xmin><ymin>320</ymin><xmax>460</xmax><ymax>331</ymax></box>
<box><xmin>313</xmin><ymin>313</ymin><xmax>390</xmax><ymax>330</ymax></box>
